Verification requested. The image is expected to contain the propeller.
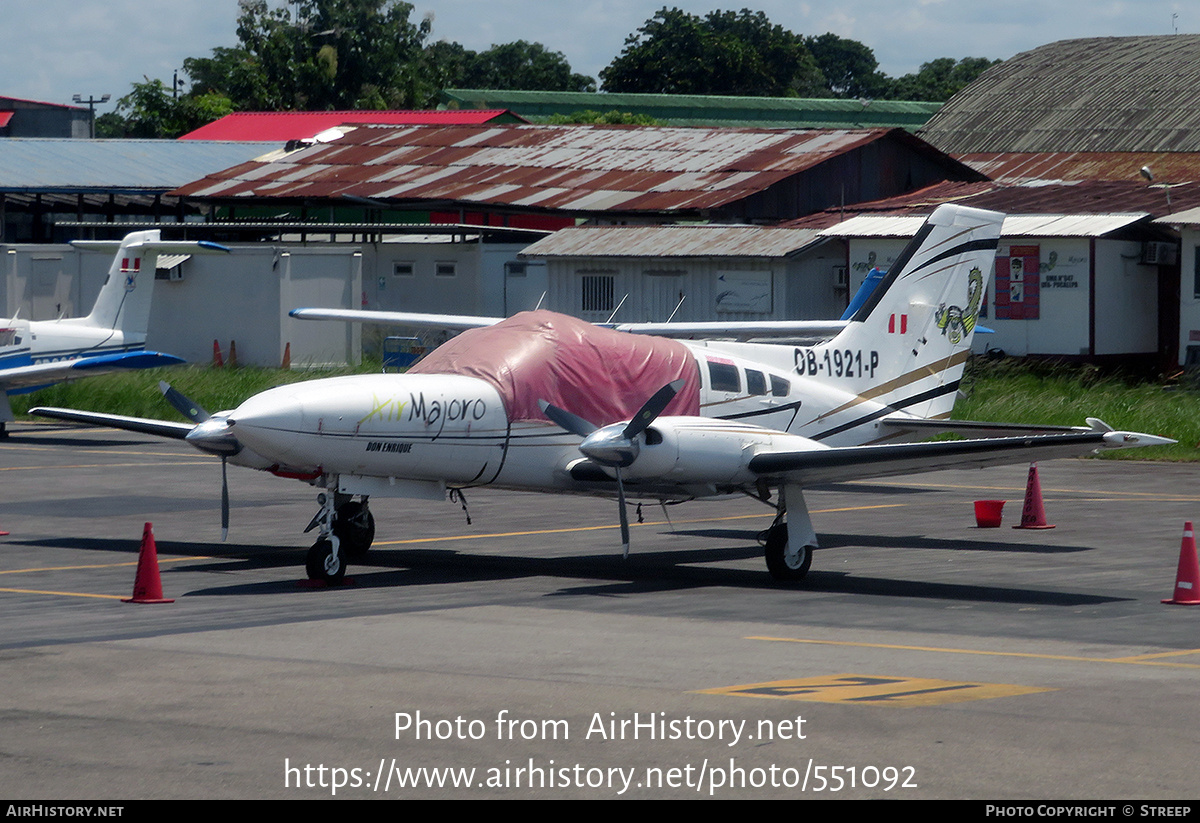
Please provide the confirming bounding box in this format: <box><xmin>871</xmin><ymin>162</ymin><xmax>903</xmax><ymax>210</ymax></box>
<box><xmin>539</xmin><ymin>379</ymin><xmax>685</xmax><ymax>557</ymax></box>
<box><xmin>160</xmin><ymin>382</ymin><xmax>240</xmax><ymax>541</ymax></box>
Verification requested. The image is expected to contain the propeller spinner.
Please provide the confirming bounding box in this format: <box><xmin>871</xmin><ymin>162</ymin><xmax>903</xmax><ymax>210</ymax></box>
<box><xmin>160</xmin><ymin>381</ymin><xmax>241</xmax><ymax>540</ymax></box>
<box><xmin>540</xmin><ymin>379</ymin><xmax>684</xmax><ymax>557</ymax></box>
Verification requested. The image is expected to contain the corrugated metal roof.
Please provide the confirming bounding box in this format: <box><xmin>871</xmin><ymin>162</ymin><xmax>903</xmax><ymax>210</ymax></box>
<box><xmin>171</xmin><ymin>123</ymin><xmax>932</xmax><ymax>214</ymax></box>
<box><xmin>521</xmin><ymin>224</ymin><xmax>821</xmax><ymax>258</ymax></box>
<box><xmin>179</xmin><ymin>110</ymin><xmax>524</xmax><ymax>141</ymax></box>
<box><xmin>921</xmin><ymin>35</ymin><xmax>1200</xmax><ymax>154</ymax></box>
<box><xmin>442</xmin><ymin>88</ymin><xmax>941</xmax><ymax>130</ymax></box>
<box><xmin>0</xmin><ymin>138</ymin><xmax>279</xmax><ymax>192</ymax></box>
<box><xmin>823</xmin><ymin>213</ymin><xmax>1148</xmax><ymax>238</ymax></box>
<box><xmin>960</xmin><ymin>151</ymin><xmax>1200</xmax><ymax>183</ymax></box>
<box><xmin>783</xmin><ymin>178</ymin><xmax>1200</xmax><ymax>228</ymax></box>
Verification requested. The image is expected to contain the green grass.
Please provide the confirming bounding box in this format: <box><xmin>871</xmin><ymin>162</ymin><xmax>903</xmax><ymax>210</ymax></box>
<box><xmin>13</xmin><ymin>356</ymin><xmax>1197</xmax><ymax>460</ymax></box>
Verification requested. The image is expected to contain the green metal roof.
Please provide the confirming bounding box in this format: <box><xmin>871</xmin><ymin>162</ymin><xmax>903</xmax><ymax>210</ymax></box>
<box><xmin>441</xmin><ymin>89</ymin><xmax>941</xmax><ymax>131</ymax></box>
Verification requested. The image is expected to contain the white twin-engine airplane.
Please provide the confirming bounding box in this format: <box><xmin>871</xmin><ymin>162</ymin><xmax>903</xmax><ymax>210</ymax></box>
<box><xmin>0</xmin><ymin>231</ymin><xmax>229</xmax><ymax>436</ymax></box>
<box><xmin>32</xmin><ymin>205</ymin><xmax>1172</xmax><ymax>584</ymax></box>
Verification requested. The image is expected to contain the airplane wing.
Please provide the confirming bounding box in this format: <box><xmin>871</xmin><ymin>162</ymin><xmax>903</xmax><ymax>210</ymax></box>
<box><xmin>748</xmin><ymin>428</ymin><xmax>1173</xmax><ymax>487</ymax></box>
<box><xmin>288</xmin><ymin>308</ymin><xmax>502</xmax><ymax>331</ymax></box>
<box><xmin>29</xmin><ymin>406</ymin><xmax>194</xmax><ymax>439</ymax></box>
<box><xmin>878</xmin><ymin>415</ymin><xmax>1094</xmax><ymax>438</ymax></box>
<box><xmin>611</xmin><ymin>319</ymin><xmax>847</xmax><ymax>340</ymax></box>
<box><xmin>289</xmin><ymin>308</ymin><xmax>847</xmax><ymax>340</ymax></box>
<box><xmin>1</xmin><ymin>351</ymin><xmax>186</xmax><ymax>392</ymax></box>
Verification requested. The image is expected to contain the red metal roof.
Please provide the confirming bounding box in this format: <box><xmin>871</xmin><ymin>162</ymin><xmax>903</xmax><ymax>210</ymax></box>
<box><xmin>178</xmin><ymin>110</ymin><xmax>523</xmax><ymax>142</ymax></box>
<box><xmin>171</xmin><ymin>123</ymin><xmax>933</xmax><ymax>215</ymax></box>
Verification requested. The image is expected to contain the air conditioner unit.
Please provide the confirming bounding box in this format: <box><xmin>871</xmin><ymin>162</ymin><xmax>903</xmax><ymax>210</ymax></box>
<box><xmin>1142</xmin><ymin>242</ymin><xmax>1178</xmax><ymax>266</ymax></box>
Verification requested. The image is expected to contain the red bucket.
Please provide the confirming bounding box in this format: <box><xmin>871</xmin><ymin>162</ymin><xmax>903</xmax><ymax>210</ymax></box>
<box><xmin>973</xmin><ymin>500</ymin><xmax>1005</xmax><ymax>528</ymax></box>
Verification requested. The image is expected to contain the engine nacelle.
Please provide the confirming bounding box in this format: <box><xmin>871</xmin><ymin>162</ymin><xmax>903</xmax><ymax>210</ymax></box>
<box><xmin>619</xmin><ymin>416</ymin><xmax>829</xmax><ymax>484</ymax></box>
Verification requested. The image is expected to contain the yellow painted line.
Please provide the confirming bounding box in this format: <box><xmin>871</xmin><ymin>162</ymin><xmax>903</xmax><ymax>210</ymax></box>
<box><xmin>0</xmin><ymin>556</ymin><xmax>203</xmax><ymax>575</ymax></box>
<box><xmin>1</xmin><ymin>460</ymin><xmax>209</xmax><ymax>472</ymax></box>
<box><xmin>374</xmin><ymin>504</ymin><xmax>906</xmax><ymax>547</ymax></box>
<box><xmin>749</xmin><ymin>636</ymin><xmax>1200</xmax><ymax>670</ymax></box>
<box><xmin>0</xmin><ymin>587</ymin><xmax>125</xmax><ymax>600</ymax></box>
<box><xmin>698</xmin><ymin>674</ymin><xmax>1051</xmax><ymax>707</ymax></box>
<box><xmin>861</xmin><ymin>478</ymin><xmax>1200</xmax><ymax>501</ymax></box>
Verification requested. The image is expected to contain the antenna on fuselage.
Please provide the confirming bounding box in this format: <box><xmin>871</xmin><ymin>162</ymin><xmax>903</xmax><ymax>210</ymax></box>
<box><xmin>605</xmin><ymin>294</ymin><xmax>629</xmax><ymax>324</ymax></box>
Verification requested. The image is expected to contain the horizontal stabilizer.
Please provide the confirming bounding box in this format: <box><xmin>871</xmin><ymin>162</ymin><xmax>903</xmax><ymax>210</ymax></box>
<box><xmin>1</xmin><ymin>351</ymin><xmax>185</xmax><ymax>392</ymax></box>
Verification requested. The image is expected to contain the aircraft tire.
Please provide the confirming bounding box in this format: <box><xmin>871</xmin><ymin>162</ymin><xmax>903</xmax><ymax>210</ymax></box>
<box><xmin>764</xmin><ymin>522</ymin><xmax>812</xmax><ymax>581</ymax></box>
<box><xmin>306</xmin><ymin>538</ymin><xmax>346</xmax><ymax>584</ymax></box>
<box><xmin>334</xmin><ymin>501</ymin><xmax>375</xmax><ymax>560</ymax></box>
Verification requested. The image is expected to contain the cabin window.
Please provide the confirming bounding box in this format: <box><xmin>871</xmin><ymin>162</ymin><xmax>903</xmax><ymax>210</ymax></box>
<box><xmin>745</xmin><ymin>369</ymin><xmax>767</xmax><ymax>395</ymax></box>
<box><xmin>708</xmin><ymin>361</ymin><xmax>740</xmax><ymax>393</ymax></box>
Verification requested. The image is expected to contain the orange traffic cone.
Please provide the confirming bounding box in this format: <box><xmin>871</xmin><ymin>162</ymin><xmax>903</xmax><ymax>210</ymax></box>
<box><xmin>1163</xmin><ymin>522</ymin><xmax>1200</xmax><ymax>605</ymax></box>
<box><xmin>281</xmin><ymin>341</ymin><xmax>291</xmax><ymax>370</ymax></box>
<box><xmin>1013</xmin><ymin>462</ymin><xmax>1055</xmax><ymax>529</ymax></box>
<box><xmin>212</xmin><ymin>339</ymin><xmax>224</xmax><ymax>367</ymax></box>
<box><xmin>122</xmin><ymin>522</ymin><xmax>174</xmax><ymax>604</ymax></box>
<box><xmin>228</xmin><ymin>340</ymin><xmax>238</xmax><ymax>367</ymax></box>
<box><xmin>0</xmin><ymin>521</ymin><xmax>8</xmax><ymax>536</ymax></box>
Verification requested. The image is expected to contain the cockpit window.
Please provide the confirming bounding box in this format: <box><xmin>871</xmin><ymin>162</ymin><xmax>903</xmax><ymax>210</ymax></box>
<box><xmin>707</xmin><ymin>360</ymin><xmax>740</xmax><ymax>393</ymax></box>
<box><xmin>770</xmin><ymin>375</ymin><xmax>790</xmax><ymax>397</ymax></box>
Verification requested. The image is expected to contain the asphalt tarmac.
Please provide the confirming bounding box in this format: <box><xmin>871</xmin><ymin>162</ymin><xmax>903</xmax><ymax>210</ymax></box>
<box><xmin>1</xmin><ymin>422</ymin><xmax>1198</xmax><ymax>800</ymax></box>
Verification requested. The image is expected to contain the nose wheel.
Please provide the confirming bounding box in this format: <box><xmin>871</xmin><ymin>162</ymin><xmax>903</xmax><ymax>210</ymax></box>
<box><xmin>306</xmin><ymin>537</ymin><xmax>346</xmax><ymax>585</ymax></box>
<box><xmin>333</xmin><ymin>500</ymin><xmax>375</xmax><ymax>560</ymax></box>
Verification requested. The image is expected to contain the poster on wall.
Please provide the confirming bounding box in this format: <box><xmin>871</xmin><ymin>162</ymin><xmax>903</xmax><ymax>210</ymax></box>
<box><xmin>993</xmin><ymin>245</ymin><xmax>1040</xmax><ymax>320</ymax></box>
<box><xmin>714</xmin><ymin>270</ymin><xmax>772</xmax><ymax>313</ymax></box>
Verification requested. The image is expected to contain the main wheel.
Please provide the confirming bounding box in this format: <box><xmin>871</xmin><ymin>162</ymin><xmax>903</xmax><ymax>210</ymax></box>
<box><xmin>306</xmin><ymin>538</ymin><xmax>346</xmax><ymax>585</ymax></box>
<box><xmin>764</xmin><ymin>522</ymin><xmax>813</xmax><ymax>581</ymax></box>
<box><xmin>333</xmin><ymin>501</ymin><xmax>375</xmax><ymax>560</ymax></box>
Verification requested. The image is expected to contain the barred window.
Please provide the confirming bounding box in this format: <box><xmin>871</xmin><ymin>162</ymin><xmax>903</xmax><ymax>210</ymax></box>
<box><xmin>581</xmin><ymin>275</ymin><xmax>614</xmax><ymax>313</ymax></box>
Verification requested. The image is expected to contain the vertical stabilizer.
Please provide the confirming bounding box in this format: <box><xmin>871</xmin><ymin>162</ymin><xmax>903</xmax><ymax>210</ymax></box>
<box><xmin>82</xmin><ymin>230</ymin><xmax>164</xmax><ymax>336</ymax></box>
<box><xmin>820</xmin><ymin>204</ymin><xmax>1003</xmax><ymax>419</ymax></box>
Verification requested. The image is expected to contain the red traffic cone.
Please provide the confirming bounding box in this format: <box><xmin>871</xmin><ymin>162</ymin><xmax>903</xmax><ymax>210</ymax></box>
<box><xmin>212</xmin><ymin>339</ymin><xmax>224</xmax><ymax>367</ymax></box>
<box><xmin>228</xmin><ymin>340</ymin><xmax>238</xmax><ymax>367</ymax></box>
<box><xmin>123</xmin><ymin>522</ymin><xmax>174</xmax><ymax>604</ymax></box>
<box><xmin>280</xmin><ymin>341</ymin><xmax>291</xmax><ymax>370</ymax></box>
<box><xmin>1163</xmin><ymin>522</ymin><xmax>1200</xmax><ymax>605</ymax></box>
<box><xmin>1013</xmin><ymin>462</ymin><xmax>1055</xmax><ymax>529</ymax></box>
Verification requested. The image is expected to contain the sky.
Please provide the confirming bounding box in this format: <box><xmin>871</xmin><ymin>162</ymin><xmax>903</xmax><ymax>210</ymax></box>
<box><xmin>0</xmin><ymin>1</ymin><xmax>1191</xmax><ymax>111</ymax></box>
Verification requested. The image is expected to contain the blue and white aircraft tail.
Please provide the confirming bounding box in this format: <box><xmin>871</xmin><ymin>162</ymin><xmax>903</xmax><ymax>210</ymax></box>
<box><xmin>0</xmin><ymin>231</ymin><xmax>229</xmax><ymax>435</ymax></box>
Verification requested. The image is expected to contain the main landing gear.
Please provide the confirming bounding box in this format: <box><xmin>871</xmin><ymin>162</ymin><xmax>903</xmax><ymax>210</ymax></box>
<box><xmin>762</xmin><ymin>486</ymin><xmax>817</xmax><ymax>582</ymax></box>
<box><xmin>304</xmin><ymin>488</ymin><xmax>375</xmax><ymax>584</ymax></box>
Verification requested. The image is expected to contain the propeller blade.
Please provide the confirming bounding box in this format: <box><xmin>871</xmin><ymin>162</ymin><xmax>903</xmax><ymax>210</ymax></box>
<box><xmin>615</xmin><ymin>468</ymin><xmax>630</xmax><ymax>559</ymax></box>
<box><xmin>538</xmin><ymin>399</ymin><xmax>598</xmax><ymax>438</ymax></box>
<box><xmin>159</xmin><ymin>381</ymin><xmax>211</xmax><ymax>423</ymax></box>
<box><xmin>622</xmin><ymin>379</ymin><xmax>685</xmax><ymax>440</ymax></box>
<box><xmin>220</xmin><ymin>456</ymin><xmax>229</xmax><ymax>542</ymax></box>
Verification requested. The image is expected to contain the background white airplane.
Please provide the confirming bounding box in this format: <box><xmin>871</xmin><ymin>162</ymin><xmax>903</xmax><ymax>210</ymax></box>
<box><xmin>31</xmin><ymin>205</ymin><xmax>1173</xmax><ymax>584</ymax></box>
<box><xmin>1</xmin><ymin>231</ymin><xmax>229</xmax><ymax>437</ymax></box>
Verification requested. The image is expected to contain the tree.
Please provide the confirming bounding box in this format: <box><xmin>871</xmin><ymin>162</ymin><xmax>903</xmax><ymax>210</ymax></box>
<box><xmin>97</xmin><ymin>77</ymin><xmax>233</xmax><ymax>138</ymax></box>
<box><xmin>600</xmin><ymin>7</ymin><xmax>825</xmax><ymax>97</ymax></box>
<box><xmin>458</xmin><ymin>41</ymin><xmax>595</xmax><ymax>92</ymax></box>
<box><xmin>805</xmin><ymin>33</ymin><xmax>889</xmax><ymax>99</ymax></box>
<box><xmin>888</xmin><ymin>57</ymin><xmax>1000</xmax><ymax>101</ymax></box>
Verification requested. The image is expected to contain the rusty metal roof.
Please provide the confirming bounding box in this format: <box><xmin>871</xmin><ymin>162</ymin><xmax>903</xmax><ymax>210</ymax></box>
<box><xmin>171</xmin><ymin>123</ymin><xmax>939</xmax><ymax>215</ymax></box>
<box><xmin>783</xmin><ymin>178</ymin><xmax>1200</xmax><ymax>228</ymax></box>
<box><xmin>179</xmin><ymin>110</ymin><xmax>525</xmax><ymax>141</ymax></box>
<box><xmin>521</xmin><ymin>224</ymin><xmax>821</xmax><ymax>258</ymax></box>
<box><xmin>921</xmin><ymin>35</ymin><xmax>1200</xmax><ymax>154</ymax></box>
<box><xmin>960</xmin><ymin>151</ymin><xmax>1200</xmax><ymax>183</ymax></box>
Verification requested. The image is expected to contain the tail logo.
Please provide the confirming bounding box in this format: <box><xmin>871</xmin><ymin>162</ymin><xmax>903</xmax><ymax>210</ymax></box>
<box><xmin>121</xmin><ymin>257</ymin><xmax>141</xmax><ymax>293</ymax></box>
<box><xmin>934</xmin><ymin>267</ymin><xmax>984</xmax><ymax>345</ymax></box>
